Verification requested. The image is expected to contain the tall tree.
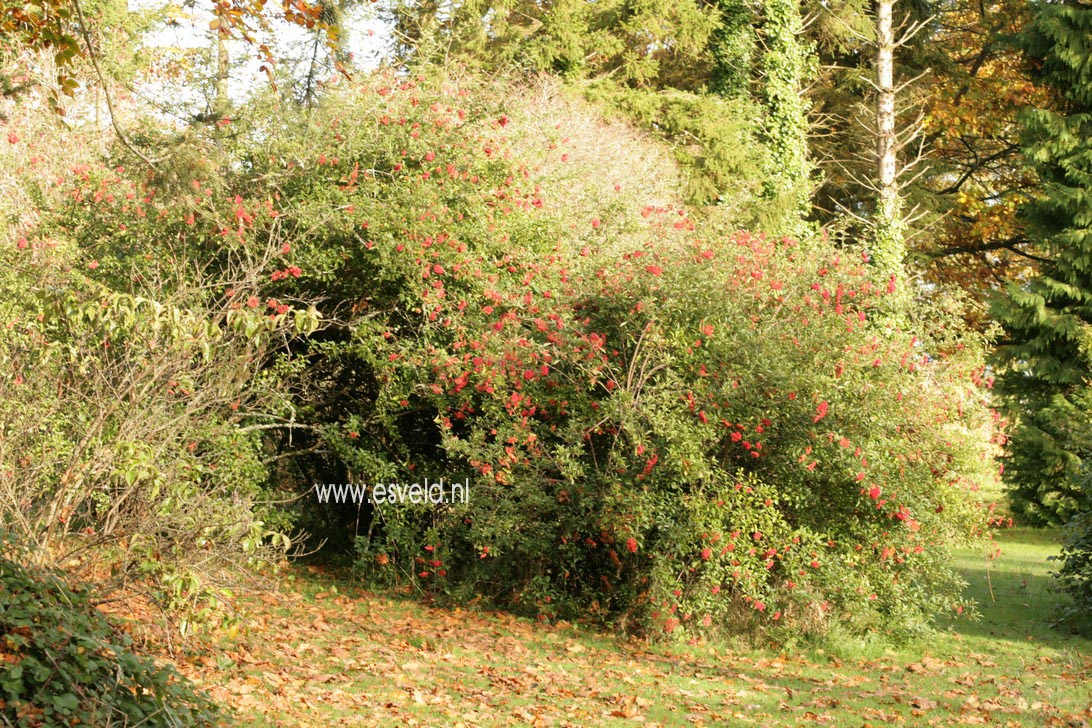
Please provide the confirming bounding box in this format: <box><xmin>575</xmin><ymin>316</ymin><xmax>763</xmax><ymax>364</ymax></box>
<box><xmin>870</xmin><ymin>0</ymin><xmax>905</xmax><ymax>279</ymax></box>
<box><xmin>919</xmin><ymin>0</ymin><xmax>1046</xmax><ymax>316</ymax></box>
<box><xmin>992</xmin><ymin>0</ymin><xmax>1092</xmax><ymax>526</ymax></box>
<box><xmin>706</xmin><ymin>0</ymin><xmax>816</xmax><ymax>233</ymax></box>
<box><xmin>803</xmin><ymin>0</ymin><xmax>936</xmax><ymax>280</ymax></box>
<box><xmin>709</xmin><ymin>0</ymin><xmax>756</xmax><ymax>100</ymax></box>
<box><xmin>758</xmin><ymin>0</ymin><xmax>814</xmax><ymax>235</ymax></box>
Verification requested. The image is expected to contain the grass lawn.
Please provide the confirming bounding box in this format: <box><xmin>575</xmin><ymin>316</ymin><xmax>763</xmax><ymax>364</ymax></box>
<box><xmin>174</xmin><ymin>527</ymin><xmax>1091</xmax><ymax>726</ymax></box>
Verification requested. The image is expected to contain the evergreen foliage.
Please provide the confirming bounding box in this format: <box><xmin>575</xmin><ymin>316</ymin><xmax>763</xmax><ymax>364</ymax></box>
<box><xmin>992</xmin><ymin>1</ymin><xmax>1092</xmax><ymax>530</ymax></box>
<box><xmin>0</xmin><ymin>536</ymin><xmax>220</xmax><ymax>727</ymax></box>
<box><xmin>756</xmin><ymin>0</ymin><xmax>815</xmax><ymax>235</ymax></box>
<box><xmin>584</xmin><ymin>82</ymin><xmax>768</xmax><ymax>213</ymax></box>
<box><xmin>709</xmin><ymin>0</ymin><xmax>757</xmax><ymax>99</ymax></box>
<box><xmin>387</xmin><ymin>0</ymin><xmax>718</xmax><ymax>87</ymax></box>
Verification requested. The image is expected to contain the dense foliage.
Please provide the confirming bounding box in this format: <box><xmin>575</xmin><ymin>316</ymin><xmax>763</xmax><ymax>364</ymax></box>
<box><xmin>1055</xmin><ymin>510</ymin><xmax>1092</xmax><ymax>625</ymax></box>
<box><xmin>0</xmin><ymin>538</ymin><xmax>220</xmax><ymax>727</ymax></box>
<box><xmin>993</xmin><ymin>0</ymin><xmax>1092</xmax><ymax>617</ymax></box>
<box><xmin>9</xmin><ymin>0</ymin><xmax>1090</xmax><ymax>663</ymax></box>
<box><xmin>84</xmin><ymin>70</ymin><xmax>995</xmax><ymax>639</ymax></box>
<box><xmin>992</xmin><ymin>2</ymin><xmax>1092</xmax><ymax>528</ymax></box>
<box><xmin>0</xmin><ymin>107</ymin><xmax>312</xmax><ymax>625</ymax></box>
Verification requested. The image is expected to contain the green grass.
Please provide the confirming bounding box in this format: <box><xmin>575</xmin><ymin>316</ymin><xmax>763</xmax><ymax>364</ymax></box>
<box><xmin>177</xmin><ymin>529</ymin><xmax>1091</xmax><ymax>726</ymax></box>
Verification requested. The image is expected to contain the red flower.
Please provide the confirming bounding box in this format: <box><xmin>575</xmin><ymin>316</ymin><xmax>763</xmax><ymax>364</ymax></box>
<box><xmin>626</xmin><ymin>537</ymin><xmax>638</xmax><ymax>553</ymax></box>
<box><xmin>645</xmin><ymin>265</ymin><xmax>663</xmax><ymax>276</ymax></box>
<box><xmin>643</xmin><ymin>454</ymin><xmax>659</xmax><ymax>474</ymax></box>
<box><xmin>701</xmin><ymin>547</ymin><xmax>712</xmax><ymax>561</ymax></box>
<box><xmin>813</xmin><ymin>400</ymin><xmax>829</xmax><ymax>423</ymax></box>
<box><xmin>868</xmin><ymin>485</ymin><xmax>882</xmax><ymax>500</ymax></box>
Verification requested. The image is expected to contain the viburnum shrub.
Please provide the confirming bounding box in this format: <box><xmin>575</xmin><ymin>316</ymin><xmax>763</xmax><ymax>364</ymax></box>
<box><xmin>574</xmin><ymin>233</ymin><xmax>999</xmax><ymax>638</ymax></box>
<box><xmin>205</xmin><ymin>68</ymin><xmax>1000</xmax><ymax>638</ymax></box>
<box><xmin>0</xmin><ymin>111</ymin><xmax>318</xmax><ymax>630</ymax></box>
<box><xmin>346</xmin><ymin>223</ymin><xmax>997</xmax><ymax>639</ymax></box>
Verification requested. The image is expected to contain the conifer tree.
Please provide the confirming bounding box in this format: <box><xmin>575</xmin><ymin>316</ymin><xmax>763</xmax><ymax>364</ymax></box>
<box><xmin>709</xmin><ymin>0</ymin><xmax>756</xmax><ymax>99</ymax></box>
<box><xmin>992</xmin><ymin>0</ymin><xmax>1092</xmax><ymax>526</ymax></box>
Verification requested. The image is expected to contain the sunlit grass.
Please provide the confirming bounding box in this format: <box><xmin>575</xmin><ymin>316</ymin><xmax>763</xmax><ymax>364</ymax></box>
<box><xmin>181</xmin><ymin>529</ymin><xmax>1090</xmax><ymax>726</ymax></box>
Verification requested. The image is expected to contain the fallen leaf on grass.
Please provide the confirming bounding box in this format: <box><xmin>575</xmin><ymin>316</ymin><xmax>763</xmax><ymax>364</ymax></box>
<box><xmin>906</xmin><ymin>656</ymin><xmax>945</xmax><ymax>674</ymax></box>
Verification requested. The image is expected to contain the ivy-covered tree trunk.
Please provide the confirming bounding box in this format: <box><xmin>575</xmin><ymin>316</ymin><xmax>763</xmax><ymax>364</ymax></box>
<box><xmin>709</xmin><ymin>0</ymin><xmax>756</xmax><ymax>100</ymax></box>
<box><xmin>758</xmin><ymin>0</ymin><xmax>813</xmax><ymax>235</ymax></box>
<box><xmin>992</xmin><ymin>0</ymin><xmax>1092</xmax><ymax>527</ymax></box>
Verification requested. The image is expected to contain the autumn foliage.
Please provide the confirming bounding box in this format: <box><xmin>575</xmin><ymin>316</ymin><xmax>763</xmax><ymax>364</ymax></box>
<box><xmin>1</xmin><ymin>66</ymin><xmax>1001</xmax><ymax>640</ymax></box>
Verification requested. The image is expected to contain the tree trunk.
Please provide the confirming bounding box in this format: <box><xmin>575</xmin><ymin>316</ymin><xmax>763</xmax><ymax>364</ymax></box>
<box><xmin>214</xmin><ymin>17</ymin><xmax>229</xmax><ymax>121</ymax></box>
<box><xmin>760</xmin><ymin>0</ymin><xmax>812</xmax><ymax>237</ymax></box>
<box><xmin>873</xmin><ymin>0</ymin><xmax>906</xmax><ymax>284</ymax></box>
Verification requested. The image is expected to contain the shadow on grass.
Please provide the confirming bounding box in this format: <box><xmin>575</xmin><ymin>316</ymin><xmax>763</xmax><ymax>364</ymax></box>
<box><xmin>939</xmin><ymin>528</ymin><xmax>1092</xmax><ymax>648</ymax></box>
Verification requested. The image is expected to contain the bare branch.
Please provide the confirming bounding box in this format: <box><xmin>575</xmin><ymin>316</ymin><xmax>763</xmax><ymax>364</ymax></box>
<box><xmin>69</xmin><ymin>0</ymin><xmax>159</xmax><ymax>170</ymax></box>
